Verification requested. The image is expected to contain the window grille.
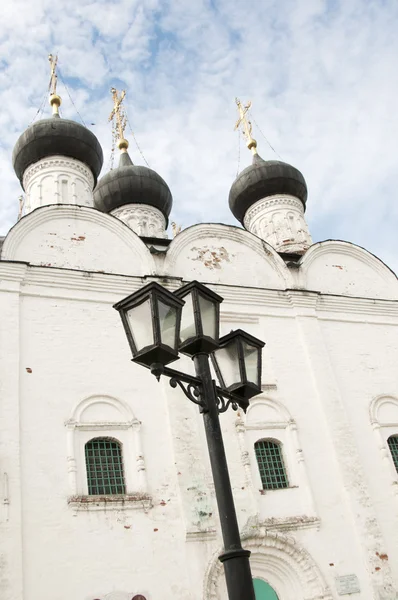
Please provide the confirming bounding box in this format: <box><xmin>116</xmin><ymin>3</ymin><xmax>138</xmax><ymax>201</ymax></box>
<box><xmin>85</xmin><ymin>437</ymin><xmax>126</xmax><ymax>495</ymax></box>
<box><xmin>254</xmin><ymin>440</ymin><xmax>288</xmax><ymax>490</ymax></box>
<box><xmin>388</xmin><ymin>435</ymin><xmax>398</xmax><ymax>473</ymax></box>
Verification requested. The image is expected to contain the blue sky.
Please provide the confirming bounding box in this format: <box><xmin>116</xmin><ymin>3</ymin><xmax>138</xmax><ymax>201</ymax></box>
<box><xmin>1</xmin><ymin>0</ymin><xmax>397</xmax><ymax>272</ymax></box>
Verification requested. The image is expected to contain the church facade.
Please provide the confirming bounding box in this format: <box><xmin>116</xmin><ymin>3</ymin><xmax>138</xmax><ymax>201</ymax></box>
<box><xmin>0</xmin><ymin>86</ymin><xmax>397</xmax><ymax>600</ymax></box>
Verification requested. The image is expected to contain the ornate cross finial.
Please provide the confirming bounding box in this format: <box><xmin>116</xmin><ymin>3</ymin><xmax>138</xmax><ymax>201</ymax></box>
<box><xmin>109</xmin><ymin>87</ymin><xmax>129</xmax><ymax>152</ymax></box>
<box><xmin>234</xmin><ymin>98</ymin><xmax>257</xmax><ymax>155</ymax></box>
<box><xmin>48</xmin><ymin>54</ymin><xmax>61</xmax><ymax>115</ymax></box>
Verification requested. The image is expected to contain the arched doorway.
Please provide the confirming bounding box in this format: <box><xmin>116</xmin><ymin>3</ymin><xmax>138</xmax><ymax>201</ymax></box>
<box><xmin>253</xmin><ymin>578</ymin><xmax>279</xmax><ymax>600</ymax></box>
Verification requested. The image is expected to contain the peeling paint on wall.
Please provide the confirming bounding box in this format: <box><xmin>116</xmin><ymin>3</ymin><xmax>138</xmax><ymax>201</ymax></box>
<box><xmin>190</xmin><ymin>246</ymin><xmax>233</xmax><ymax>269</ymax></box>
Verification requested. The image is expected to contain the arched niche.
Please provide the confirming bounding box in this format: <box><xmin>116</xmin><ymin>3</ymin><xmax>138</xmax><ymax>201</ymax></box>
<box><xmin>370</xmin><ymin>395</ymin><xmax>398</xmax><ymax>427</ymax></box>
<box><xmin>299</xmin><ymin>241</ymin><xmax>397</xmax><ymax>299</ymax></box>
<box><xmin>369</xmin><ymin>394</ymin><xmax>398</xmax><ymax>487</ymax></box>
<box><xmin>65</xmin><ymin>395</ymin><xmax>147</xmax><ymax>498</ymax></box>
<box><xmin>1</xmin><ymin>205</ymin><xmax>155</xmax><ymax>276</ymax></box>
<box><xmin>164</xmin><ymin>224</ymin><xmax>292</xmax><ymax>289</ymax></box>
<box><xmin>241</xmin><ymin>398</ymin><xmax>317</xmax><ymax>519</ymax></box>
<box><xmin>246</xmin><ymin>398</ymin><xmax>292</xmax><ymax>429</ymax></box>
<box><xmin>204</xmin><ymin>530</ymin><xmax>332</xmax><ymax>600</ymax></box>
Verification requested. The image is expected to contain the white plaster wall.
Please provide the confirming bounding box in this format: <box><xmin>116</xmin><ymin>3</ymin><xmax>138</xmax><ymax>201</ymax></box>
<box><xmin>0</xmin><ymin>215</ymin><xmax>398</xmax><ymax>600</ymax></box>
<box><xmin>164</xmin><ymin>224</ymin><xmax>292</xmax><ymax>289</ymax></box>
<box><xmin>299</xmin><ymin>241</ymin><xmax>398</xmax><ymax>299</ymax></box>
<box><xmin>1</xmin><ymin>206</ymin><xmax>155</xmax><ymax>277</ymax></box>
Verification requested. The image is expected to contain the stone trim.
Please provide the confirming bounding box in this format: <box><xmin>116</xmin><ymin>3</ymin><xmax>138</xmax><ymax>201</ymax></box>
<box><xmin>23</xmin><ymin>156</ymin><xmax>94</xmax><ymax>188</ymax></box>
<box><xmin>243</xmin><ymin>194</ymin><xmax>312</xmax><ymax>254</ymax></box>
<box><xmin>111</xmin><ymin>204</ymin><xmax>167</xmax><ymax>238</ymax></box>
<box><xmin>244</xmin><ymin>194</ymin><xmax>304</xmax><ymax>220</ymax></box>
<box><xmin>68</xmin><ymin>494</ymin><xmax>152</xmax><ymax>512</ymax></box>
<box><xmin>204</xmin><ymin>526</ymin><xmax>333</xmax><ymax>600</ymax></box>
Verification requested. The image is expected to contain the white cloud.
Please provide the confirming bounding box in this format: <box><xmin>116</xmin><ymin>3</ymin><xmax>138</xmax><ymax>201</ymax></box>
<box><xmin>0</xmin><ymin>0</ymin><xmax>397</xmax><ymax>273</ymax></box>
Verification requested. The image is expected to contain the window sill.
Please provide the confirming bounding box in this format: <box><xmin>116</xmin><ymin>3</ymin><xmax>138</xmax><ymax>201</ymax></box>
<box><xmin>68</xmin><ymin>494</ymin><xmax>153</xmax><ymax>512</ymax></box>
<box><xmin>259</xmin><ymin>486</ymin><xmax>298</xmax><ymax>494</ymax></box>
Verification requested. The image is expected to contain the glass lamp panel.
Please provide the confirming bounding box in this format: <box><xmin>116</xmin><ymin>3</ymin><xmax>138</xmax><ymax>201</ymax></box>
<box><xmin>198</xmin><ymin>294</ymin><xmax>217</xmax><ymax>340</ymax></box>
<box><xmin>215</xmin><ymin>342</ymin><xmax>241</xmax><ymax>388</ymax></box>
<box><xmin>179</xmin><ymin>292</ymin><xmax>197</xmax><ymax>343</ymax></box>
<box><xmin>243</xmin><ymin>341</ymin><xmax>259</xmax><ymax>384</ymax></box>
<box><xmin>126</xmin><ymin>299</ymin><xmax>153</xmax><ymax>352</ymax></box>
<box><xmin>157</xmin><ymin>299</ymin><xmax>177</xmax><ymax>349</ymax></box>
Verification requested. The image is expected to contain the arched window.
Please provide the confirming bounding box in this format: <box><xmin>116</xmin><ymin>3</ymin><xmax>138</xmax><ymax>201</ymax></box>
<box><xmin>253</xmin><ymin>578</ymin><xmax>279</xmax><ymax>599</ymax></box>
<box><xmin>254</xmin><ymin>440</ymin><xmax>288</xmax><ymax>490</ymax></box>
<box><xmin>387</xmin><ymin>435</ymin><xmax>398</xmax><ymax>472</ymax></box>
<box><xmin>85</xmin><ymin>437</ymin><xmax>126</xmax><ymax>495</ymax></box>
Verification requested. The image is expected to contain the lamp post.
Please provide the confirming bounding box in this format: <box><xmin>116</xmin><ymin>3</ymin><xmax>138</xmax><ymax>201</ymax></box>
<box><xmin>114</xmin><ymin>281</ymin><xmax>265</xmax><ymax>600</ymax></box>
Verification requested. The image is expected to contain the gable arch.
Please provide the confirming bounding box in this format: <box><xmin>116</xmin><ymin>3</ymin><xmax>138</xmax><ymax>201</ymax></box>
<box><xmin>1</xmin><ymin>204</ymin><xmax>155</xmax><ymax>276</ymax></box>
<box><xmin>204</xmin><ymin>529</ymin><xmax>332</xmax><ymax>600</ymax></box>
<box><xmin>299</xmin><ymin>240</ymin><xmax>397</xmax><ymax>299</ymax></box>
<box><xmin>164</xmin><ymin>224</ymin><xmax>292</xmax><ymax>288</ymax></box>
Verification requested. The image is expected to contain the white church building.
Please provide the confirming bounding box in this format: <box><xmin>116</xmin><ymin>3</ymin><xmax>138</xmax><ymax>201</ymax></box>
<box><xmin>0</xmin><ymin>80</ymin><xmax>397</xmax><ymax>600</ymax></box>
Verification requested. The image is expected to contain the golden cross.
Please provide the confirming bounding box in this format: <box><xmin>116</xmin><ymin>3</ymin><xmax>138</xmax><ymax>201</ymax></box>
<box><xmin>109</xmin><ymin>87</ymin><xmax>127</xmax><ymax>146</ymax></box>
<box><xmin>48</xmin><ymin>54</ymin><xmax>58</xmax><ymax>96</ymax></box>
<box><xmin>234</xmin><ymin>98</ymin><xmax>257</xmax><ymax>154</ymax></box>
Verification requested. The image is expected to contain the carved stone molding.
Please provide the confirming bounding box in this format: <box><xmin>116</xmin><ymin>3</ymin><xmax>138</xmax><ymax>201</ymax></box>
<box><xmin>23</xmin><ymin>155</ymin><xmax>94</xmax><ymax>187</ymax></box>
<box><xmin>246</xmin><ymin>195</ymin><xmax>304</xmax><ymax>216</ymax></box>
<box><xmin>68</xmin><ymin>494</ymin><xmax>152</xmax><ymax>513</ymax></box>
<box><xmin>65</xmin><ymin>395</ymin><xmax>148</xmax><ymax>498</ymax></box>
<box><xmin>243</xmin><ymin>194</ymin><xmax>312</xmax><ymax>254</ymax></box>
<box><xmin>204</xmin><ymin>521</ymin><xmax>333</xmax><ymax>600</ymax></box>
<box><xmin>22</xmin><ymin>155</ymin><xmax>94</xmax><ymax>214</ymax></box>
<box><xmin>241</xmin><ymin>514</ymin><xmax>321</xmax><ymax>533</ymax></box>
<box><xmin>111</xmin><ymin>204</ymin><xmax>167</xmax><ymax>238</ymax></box>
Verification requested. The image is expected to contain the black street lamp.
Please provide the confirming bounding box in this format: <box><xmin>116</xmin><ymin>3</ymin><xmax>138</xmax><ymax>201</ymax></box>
<box><xmin>212</xmin><ymin>329</ymin><xmax>264</xmax><ymax>412</ymax></box>
<box><xmin>114</xmin><ymin>280</ymin><xmax>265</xmax><ymax>600</ymax></box>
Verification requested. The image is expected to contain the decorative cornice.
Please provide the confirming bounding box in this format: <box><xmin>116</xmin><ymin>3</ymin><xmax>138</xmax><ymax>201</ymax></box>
<box><xmin>244</xmin><ymin>194</ymin><xmax>304</xmax><ymax>222</ymax></box>
<box><xmin>0</xmin><ymin>263</ymin><xmax>397</xmax><ymax>320</ymax></box>
<box><xmin>23</xmin><ymin>155</ymin><xmax>94</xmax><ymax>188</ymax></box>
<box><xmin>220</xmin><ymin>311</ymin><xmax>259</xmax><ymax>324</ymax></box>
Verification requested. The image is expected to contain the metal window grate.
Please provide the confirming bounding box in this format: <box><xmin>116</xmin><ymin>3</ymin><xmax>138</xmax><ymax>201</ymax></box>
<box><xmin>85</xmin><ymin>437</ymin><xmax>126</xmax><ymax>495</ymax></box>
<box><xmin>388</xmin><ymin>436</ymin><xmax>398</xmax><ymax>473</ymax></box>
<box><xmin>255</xmin><ymin>440</ymin><xmax>288</xmax><ymax>490</ymax></box>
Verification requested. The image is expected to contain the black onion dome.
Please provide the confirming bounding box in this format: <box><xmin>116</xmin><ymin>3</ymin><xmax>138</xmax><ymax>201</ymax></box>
<box><xmin>12</xmin><ymin>116</ymin><xmax>103</xmax><ymax>187</ymax></box>
<box><xmin>93</xmin><ymin>151</ymin><xmax>173</xmax><ymax>224</ymax></box>
<box><xmin>229</xmin><ymin>154</ymin><xmax>308</xmax><ymax>224</ymax></box>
